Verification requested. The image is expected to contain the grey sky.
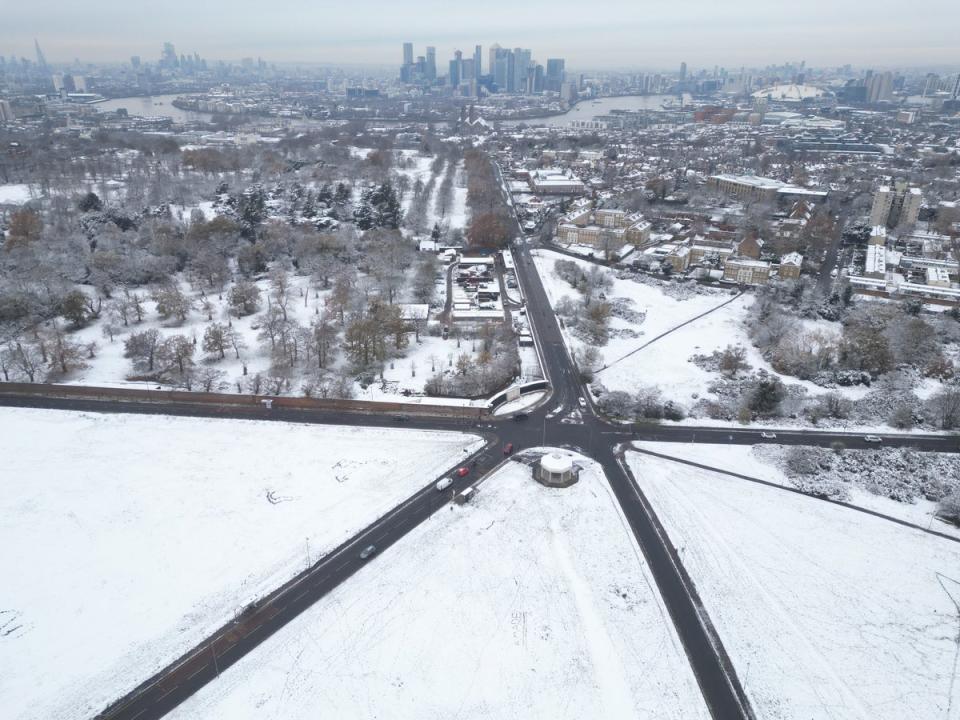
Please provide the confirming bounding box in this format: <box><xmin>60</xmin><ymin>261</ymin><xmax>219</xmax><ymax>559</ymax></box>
<box><xmin>3</xmin><ymin>0</ymin><xmax>958</xmax><ymax>69</ymax></box>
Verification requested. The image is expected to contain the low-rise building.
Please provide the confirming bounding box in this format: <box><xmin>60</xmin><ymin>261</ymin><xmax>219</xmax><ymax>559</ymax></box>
<box><xmin>723</xmin><ymin>258</ymin><xmax>772</xmax><ymax>285</ymax></box>
<box><xmin>778</xmin><ymin>252</ymin><xmax>803</xmax><ymax>279</ymax></box>
<box><xmin>528</xmin><ymin>168</ymin><xmax>586</xmax><ymax>196</ymax></box>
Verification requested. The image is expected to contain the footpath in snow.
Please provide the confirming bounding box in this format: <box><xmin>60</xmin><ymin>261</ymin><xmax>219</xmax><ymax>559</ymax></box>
<box><xmin>169</xmin><ymin>450</ymin><xmax>710</xmax><ymax>720</ymax></box>
<box><xmin>0</xmin><ymin>407</ymin><xmax>481</xmax><ymax>720</ymax></box>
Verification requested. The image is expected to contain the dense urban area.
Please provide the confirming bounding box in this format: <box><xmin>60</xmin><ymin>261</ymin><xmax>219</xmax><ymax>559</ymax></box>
<box><xmin>2</xmin><ymin>33</ymin><xmax>960</xmax><ymax>720</ymax></box>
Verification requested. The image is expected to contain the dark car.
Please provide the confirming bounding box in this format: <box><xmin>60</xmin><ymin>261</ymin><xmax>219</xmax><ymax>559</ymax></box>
<box><xmin>392</xmin><ymin>414</ymin><xmax>409</xmax><ymax>422</ymax></box>
<box><xmin>513</xmin><ymin>413</ymin><xmax>529</xmax><ymax>422</ymax></box>
<box><xmin>503</xmin><ymin>442</ymin><xmax>514</xmax><ymax>455</ymax></box>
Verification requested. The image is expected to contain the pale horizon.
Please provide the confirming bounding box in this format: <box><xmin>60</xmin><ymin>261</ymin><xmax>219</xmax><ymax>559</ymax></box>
<box><xmin>2</xmin><ymin>0</ymin><xmax>958</xmax><ymax>71</ymax></box>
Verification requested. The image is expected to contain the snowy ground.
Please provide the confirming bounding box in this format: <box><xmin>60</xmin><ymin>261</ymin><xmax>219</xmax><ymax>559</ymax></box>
<box><xmin>63</xmin><ymin>272</ymin><xmax>498</xmax><ymax>404</ymax></box>
<box><xmin>493</xmin><ymin>389</ymin><xmax>547</xmax><ymax>415</ymax></box>
<box><xmin>530</xmin><ymin>250</ymin><xmax>896</xmax><ymax>422</ymax></box>
<box><xmin>627</xmin><ymin>451</ymin><xmax>960</xmax><ymax>720</ymax></box>
<box><xmin>634</xmin><ymin>441</ymin><xmax>960</xmax><ymax>539</ymax></box>
<box><xmin>0</xmin><ymin>407</ymin><xmax>482</xmax><ymax>720</ymax></box>
<box><xmin>169</xmin><ymin>451</ymin><xmax>710</xmax><ymax>720</ymax></box>
<box><xmin>0</xmin><ymin>183</ymin><xmax>36</xmax><ymax>205</ymax></box>
<box><xmin>532</xmin><ymin>249</ymin><xmax>744</xmax><ymax>401</ymax></box>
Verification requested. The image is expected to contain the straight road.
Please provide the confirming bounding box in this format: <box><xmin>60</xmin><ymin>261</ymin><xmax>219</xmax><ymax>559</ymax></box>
<box><xmin>96</xmin><ymin>437</ymin><xmax>505</xmax><ymax>720</ymax></box>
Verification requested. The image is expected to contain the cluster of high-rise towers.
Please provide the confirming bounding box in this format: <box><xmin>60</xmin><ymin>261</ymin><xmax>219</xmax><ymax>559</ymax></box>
<box><xmin>400</xmin><ymin>42</ymin><xmax>568</xmax><ymax>97</ymax></box>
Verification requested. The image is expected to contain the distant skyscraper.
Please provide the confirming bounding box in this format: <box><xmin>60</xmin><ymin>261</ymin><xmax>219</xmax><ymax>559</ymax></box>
<box><xmin>474</xmin><ymin>45</ymin><xmax>482</xmax><ymax>79</ymax></box>
<box><xmin>513</xmin><ymin>48</ymin><xmax>531</xmax><ymax>94</ymax></box>
<box><xmin>130</xmin><ymin>55</ymin><xmax>141</xmax><ymax>68</ymax></box>
<box><xmin>680</xmin><ymin>61</ymin><xmax>687</xmax><ymax>81</ymax></box>
<box><xmin>403</xmin><ymin>42</ymin><xmax>413</xmax><ymax>66</ymax></box>
<box><xmin>34</xmin><ymin>39</ymin><xmax>47</xmax><ymax>70</ymax></box>
<box><xmin>488</xmin><ymin>44</ymin><xmax>501</xmax><ymax>81</ymax></box>
<box><xmin>0</xmin><ymin>99</ymin><xmax>14</xmax><ymax>123</ymax></box>
<box><xmin>161</xmin><ymin>42</ymin><xmax>178</xmax><ymax>68</ymax></box>
<box><xmin>546</xmin><ymin>58</ymin><xmax>565</xmax><ymax>92</ymax></box>
<box><xmin>492</xmin><ymin>46</ymin><xmax>510</xmax><ymax>90</ymax></box>
<box><xmin>952</xmin><ymin>73</ymin><xmax>960</xmax><ymax>100</ymax></box>
<box><xmin>425</xmin><ymin>46</ymin><xmax>437</xmax><ymax>81</ymax></box>
<box><xmin>449</xmin><ymin>49</ymin><xmax>463</xmax><ymax>87</ymax></box>
<box><xmin>866</xmin><ymin>71</ymin><xmax>893</xmax><ymax>103</ymax></box>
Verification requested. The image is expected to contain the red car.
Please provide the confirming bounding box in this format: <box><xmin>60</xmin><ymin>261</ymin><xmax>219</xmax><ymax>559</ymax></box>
<box><xmin>456</xmin><ymin>466</ymin><xmax>470</xmax><ymax>477</ymax></box>
<box><xmin>503</xmin><ymin>442</ymin><xmax>514</xmax><ymax>455</ymax></box>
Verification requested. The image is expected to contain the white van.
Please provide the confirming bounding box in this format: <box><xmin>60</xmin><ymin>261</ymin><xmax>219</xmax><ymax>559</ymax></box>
<box><xmin>436</xmin><ymin>477</ymin><xmax>454</xmax><ymax>491</ymax></box>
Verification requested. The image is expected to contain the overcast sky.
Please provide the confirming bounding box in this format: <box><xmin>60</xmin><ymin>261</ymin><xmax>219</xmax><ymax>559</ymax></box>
<box><xmin>3</xmin><ymin>0</ymin><xmax>957</xmax><ymax>70</ymax></box>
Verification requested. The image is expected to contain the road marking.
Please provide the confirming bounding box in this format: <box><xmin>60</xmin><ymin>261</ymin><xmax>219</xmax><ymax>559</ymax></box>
<box><xmin>188</xmin><ymin>665</ymin><xmax>206</xmax><ymax>680</ymax></box>
<box><xmin>155</xmin><ymin>686</ymin><xmax>178</xmax><ymax>703</ymax></box>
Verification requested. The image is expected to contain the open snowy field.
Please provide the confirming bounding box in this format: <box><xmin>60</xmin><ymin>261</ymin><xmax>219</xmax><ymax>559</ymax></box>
<box><xmin>0</xmin><ymin>407</ymin><xmax>482</xmax><ymax>720</ymax></box>
<box><xmin>531</xmin><ymin>250</ymin><xmax>884</xmax><ymax>417</ymax></box>
<box><xmin>0</xmin><ymin>183</ymin><xmax>36</xmax><ymax>205</ymax></box>
<box><xmin>532</xmin><ymin>249</ymin><xmax>740</xmax><ymax>400</ymax></box>
<box><xmin>633</xmin><ymin>441</ymin><xmax>960</xmax><ymax>539</ymax></box>
<box><xmin>627</xmin><ymin>451</ymin><xmax>960</xmax><ymax>720</ymax></box>
<box><xmin>169</xmin><ymin>452</ymin><xmax>710</xmax><ymax>720</ymax></box>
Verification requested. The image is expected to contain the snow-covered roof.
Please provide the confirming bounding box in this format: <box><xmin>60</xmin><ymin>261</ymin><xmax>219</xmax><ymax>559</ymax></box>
<box><xmin>752</xmin><ymin>84</ymin><xmax>831</xmax><ymax>102</ymax></box>
<box><xmin>540</xmin><ymin>453</ymin><xmax>573</xmax><ymax>474</ymax></box>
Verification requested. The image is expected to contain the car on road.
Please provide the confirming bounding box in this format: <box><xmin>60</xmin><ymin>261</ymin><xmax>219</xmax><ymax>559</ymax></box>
<box><xmin>513</xmin><ymin>412</ymin><xmax>529</xmax><ymax>421</ymax></box>
<box><xmin>864</xmin><ymin>435</ymin><xmax>883</xmax><ymax>443</ymax></box>
<box><xmin>503</xmin><ymin>442</ymin><xmax>514</xmax><ymax>455</ymax></box>
<box><xmin>578</xmin><ymin>397</ymin><xmax>587</xmax><ymax>409</ymax></box>
<box><xmin>456</xmin><ymin>466</ymin><xmax>470</xmax><ymax>477</ymax></box>
<box><xmin>392</xmin><ymin>414</ymin><xmax>409</xmax><ymax>422</ymax></box>
<box><xmin>435</xmin><ymin>477</ymin><xmax>453</xmax><ymax>492</ymax></box>
<box><xmin>359</xmin><ymin>545</ymin><xmax>376</xmax><ymax>560</ymax></box>
<box><xmin>760</xmin><ymin>432</ymin><xmax>777</xmax><ymax>439</ymax></box>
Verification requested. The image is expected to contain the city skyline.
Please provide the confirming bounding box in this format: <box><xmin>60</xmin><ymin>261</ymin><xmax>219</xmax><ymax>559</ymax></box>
<box><xmin>2</xmin><ymin>0</ymin><xmax>958</xmax><ymax>69</ymax></box>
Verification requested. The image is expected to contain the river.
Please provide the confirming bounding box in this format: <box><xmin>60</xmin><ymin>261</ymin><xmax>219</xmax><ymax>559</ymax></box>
<box><xmin>501</xmin><ymin>94</ymin><xmax>693</xmax><ymax>127</ymax></box>
<box><xmin>94</xmin><ymin>94</ymin><xmax>210</xmax><ymax>123</ymax></box>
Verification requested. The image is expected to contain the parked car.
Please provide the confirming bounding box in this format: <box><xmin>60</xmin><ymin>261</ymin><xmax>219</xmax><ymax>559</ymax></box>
<box><xmin>503</xmin><ymin>442</ymin><xmax>514</xmax><ymax>455</ymax></box>
<box><xmin>864</xmin><ymin>435</ymin><xmax>883</xmax><ymax>443</ymax></box>
<box><xmin>760</xmin><ymin>432</ymin><xmax>777</xmax><ymax>439</ymax></box>
<box><xmin>435</xmin><ymin>477</ymin><xmax>453</xmax><ymax>492</ymax></box>
<box><xmin>513</xmin><ymin>413</ymin><xmax>529</xmax><ymax>422</ymax></box>
<box><xmin>359</xmin><ymin>545</ymin><xmax>376</xmax><ymax>560</ymax></box>
<box><xmin>456</xmin><ymin>466</ymin><xmax>470</xmax><ymax>477</ymax></box>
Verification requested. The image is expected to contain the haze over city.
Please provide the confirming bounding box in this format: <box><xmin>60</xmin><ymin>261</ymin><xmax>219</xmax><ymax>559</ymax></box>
<box><xmin>2</xmin><ymin>0</ymin><xmax>959</xmax><ymax>67</ymax></box>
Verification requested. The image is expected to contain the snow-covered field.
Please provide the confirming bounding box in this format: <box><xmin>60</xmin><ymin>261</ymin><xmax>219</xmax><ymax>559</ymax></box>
<box><xmin>169</xmin><ymin>451</ymin><xmax>710</xmax><ymax>720</ymax></box>
<box><xmin>0</xmin><ymin>407</ymin><xmax>482</xmax><ymax>720</ymax></box>
<box><xmin>531</xmin><ymin>250</ymin><xmax>884</xmax><ymax>417</ymax></box>
<box><xmin>628</xmin><ymin>451</ymin><xmax>960</xmax><ymax>720</ymax></box>
<box><xmin>634</xmin><ymin>441</ymin><xmax>960</xmax><ymax>539</ymax></box>
<box><xmin>0</xmin><ymin>183</ymin><xmax>36</xmax><ymax>205</ymax></box>
<box><xmin>532</xmin><ymin>249</ymin><xmax>741</xmax><ymax>402</ymax></box>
